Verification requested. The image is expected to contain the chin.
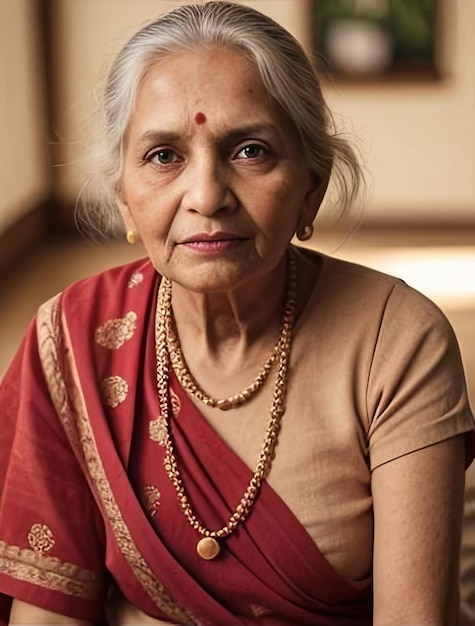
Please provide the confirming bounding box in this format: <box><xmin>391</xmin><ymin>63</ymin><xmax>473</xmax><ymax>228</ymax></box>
<box><xmin>170</xmin><ymin>262</ymin><xmax>255</xmax><ymax>294</ymax></box>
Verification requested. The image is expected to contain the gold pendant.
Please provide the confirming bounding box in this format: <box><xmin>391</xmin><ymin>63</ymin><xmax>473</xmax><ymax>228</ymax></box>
<box><xmin>196</xmin><ymin>536</ymin><xmax>220</xmax><ymax>560</ymax></box>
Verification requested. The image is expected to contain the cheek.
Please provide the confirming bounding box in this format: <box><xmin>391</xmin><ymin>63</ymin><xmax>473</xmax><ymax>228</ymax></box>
<box><xmin>257</xmin><ymin>175</ymin><xmax>302</xmax><ymax>227</ymax></box>
<box><xmin>264</xmin><ymin>166</ymin><xmax>301</xmax><ymax>199</ymax></box>
<box><xmin>122</xmin><ymin>182</ymin><xmax>172</xmax><ymax>232</ymax></box>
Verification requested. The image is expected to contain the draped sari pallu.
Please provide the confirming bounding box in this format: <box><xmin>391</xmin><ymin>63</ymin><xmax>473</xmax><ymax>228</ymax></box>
<box><xmin>0</xmin><ymin>260</ymin><xmax>371</xmax><ymax>624</ymax></box>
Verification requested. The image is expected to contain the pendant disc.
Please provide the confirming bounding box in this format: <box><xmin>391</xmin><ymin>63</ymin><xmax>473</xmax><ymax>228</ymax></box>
<box><xmin>196</xmin><ymin>537</ymin><xmax>220</xmax><ymax>560</ymax></box>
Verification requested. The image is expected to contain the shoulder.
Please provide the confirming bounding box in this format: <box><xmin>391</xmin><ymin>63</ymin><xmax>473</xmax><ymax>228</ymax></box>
<box><xmin>319</xmin><ymin>252</ymin><xmax>408</xmax><ymax>299</ymax></box>
<box><xmin>298</xmin><ymin>249</ymin><xmax>459</xmax><ymax>374</ymax></box>
<box><xmin>62</xmin><ymin>257</ymin><xmax>156</xmax><ymax>301</ymax></box>
<box><xmin>36</xmin><ymin>257</ymin><xmax>159</xmax><ymax>342</ymax></box>
<box><xmin>44</xmin><ymin>257</ymin><xmax>156</xmax><ymax>311</ymax></box>
<box><xmin>304</xmin><ymin>249</ymin><xmax>449</xmax><ymax>331</ymax></box>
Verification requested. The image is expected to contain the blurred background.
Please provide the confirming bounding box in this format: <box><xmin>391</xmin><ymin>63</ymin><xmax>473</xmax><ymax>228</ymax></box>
<box><xmin>0</xmin><ymin>0</ymin><xmax>474</xmax><ymax>621</ymax></box>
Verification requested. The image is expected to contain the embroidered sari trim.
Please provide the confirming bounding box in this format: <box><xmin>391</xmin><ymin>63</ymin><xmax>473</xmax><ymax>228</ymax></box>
<box><xmin>0</xmin><ymin>540</ymin><xmax>99</xmax><ymax>600</ymax></box>
<box><xmin>36</xmin><ymin>294</ymin><xmax>194</xmax><ymax>625</ymax></box>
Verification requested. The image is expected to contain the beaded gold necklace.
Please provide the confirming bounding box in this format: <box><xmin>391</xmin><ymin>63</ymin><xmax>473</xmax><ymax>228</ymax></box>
<box><xmin>167</xmin><ymin>330</ymin><xmax>280</xmax><ymax>410</ymax></box>
<box><xmin>155</xmin><ymin>251</ymin><xmax>296</xmax><ymax>559</ymax></box>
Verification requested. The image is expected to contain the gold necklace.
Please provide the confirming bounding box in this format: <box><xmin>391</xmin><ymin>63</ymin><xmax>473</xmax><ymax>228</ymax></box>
<box><xmin>165</xmin><ymin>265</ymin><xmax>295</xmax><ymax>410</ymax></box>
<box><xmin>155</xmin><ymin>251</ymin><xmax>296</xmax><ymax>560</ymax></box>
<box><xmin>167</xmin><ymin>325</ymin><xmax>279</xmax><ymax>410</ymax></box>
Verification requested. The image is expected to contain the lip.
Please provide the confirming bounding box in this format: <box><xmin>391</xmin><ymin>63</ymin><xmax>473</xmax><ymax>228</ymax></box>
<box><xmin>178</xmin><ymin>231</ymin><xmax>248</xmax><ymax>254</ymax></box>
<box><xmin>179</xmin><ymin>231</ymin><xmax>245</xmax><ymax>244</ymax></box>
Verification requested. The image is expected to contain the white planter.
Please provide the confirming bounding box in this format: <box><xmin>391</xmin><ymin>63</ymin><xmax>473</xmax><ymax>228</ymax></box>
<box><xmin>325</xmin><ymin>19</ymin><xmax>394</xmax><ymax>76</ymax></box>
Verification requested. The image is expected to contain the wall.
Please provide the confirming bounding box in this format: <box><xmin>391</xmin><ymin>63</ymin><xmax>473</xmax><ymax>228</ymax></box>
<box><xmin>0</xmin><ymin>0</ymin><xmax>50</xmax><ymax>235</ymax></box>
<box><xmin>323</xmin><ymin>0</ymin><xmax>474</xmax><ymax>222</ymax></box>
<box><xmin>48</xmin><ymin>0</ymin><xmax>475</xmax><ymax>224</ymax></box>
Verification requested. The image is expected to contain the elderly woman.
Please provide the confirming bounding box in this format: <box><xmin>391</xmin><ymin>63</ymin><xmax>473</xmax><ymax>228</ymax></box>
<box><xmin>0</xmin><ymin>2</ymin><xmax>473</xmax><ymax>625</ymax></box>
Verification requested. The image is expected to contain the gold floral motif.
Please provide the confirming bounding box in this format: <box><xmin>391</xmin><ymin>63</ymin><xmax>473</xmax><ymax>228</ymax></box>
<box><xmin>149</xmin><ymin>392</ymin><xmax>179</xmax><ymax>444</ymax></box>
<box><xmin>101</xmin><ymin>375</ymin><xmax>128</xmax><ymax>408</ymax></box>
<box><xmin>142</xmin><ymin>486</ymin><xmax>161</xmax><ymax>518</ymax></box>
<box><xmin>0</xmin><ymin>540</ymin><xmax>101</xmax><ymax>600</ymax></box>
<box><xmin>170</xmin><ymin>388</ymin><xmax>181</xmax><ymax>417</ymax></box>
<box><xmin>27</xmin><ymin>523</ymin><xmax>55</xmax><ymax>555</ymax></box>
<box><xmin>149</xmin><ymin>415</ymin><xmax>167</xmax><ymax>446</ymax></box>
<box><xmin>128</xmin><ymin>272</ymin><xmax>144</xmax><ymax>288</ymax></box>
<box><xmin>95</xmin><ymin>312</ymin><xmax>137</xmax><ymax>350</ymax></box>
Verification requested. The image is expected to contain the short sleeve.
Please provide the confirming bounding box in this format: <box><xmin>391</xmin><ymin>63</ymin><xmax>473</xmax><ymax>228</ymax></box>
<box><xmin>0</xmin><ymin>316</ymin><xmax>107</xmax><ymax>622</ymax></box>
<box><xmin>367</xmin><ymin>282</ymin><xmax>474</xmax><ymax>470</ymax></box>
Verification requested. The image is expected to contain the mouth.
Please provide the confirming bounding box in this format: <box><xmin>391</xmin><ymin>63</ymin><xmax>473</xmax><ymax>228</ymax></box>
<box><xmin>180</xmin><ymin>231</ymin><xmax>244</xmax><ymax>244</ymax></box>
<box><xmin>179</xmin><ymin>232</ymin><xmax>247</xmax><ymax>252</ymax></box>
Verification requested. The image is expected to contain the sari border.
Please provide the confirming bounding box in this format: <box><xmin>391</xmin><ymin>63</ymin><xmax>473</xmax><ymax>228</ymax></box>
<box><xmin>36</xmin><ymin>294</ymin><xmax>195</xmax><ymax>625</ymax></box>
<box><xmin>0</xmin><ymin>540</ymin><xmax>99</xmax><ymax>600</ymax></box>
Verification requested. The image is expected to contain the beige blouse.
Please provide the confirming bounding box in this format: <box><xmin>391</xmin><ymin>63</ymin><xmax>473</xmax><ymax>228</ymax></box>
<box><xmin>203</xmin><ymin>250</ymin><xmax>474</xmax><ymax>584</ymax></box>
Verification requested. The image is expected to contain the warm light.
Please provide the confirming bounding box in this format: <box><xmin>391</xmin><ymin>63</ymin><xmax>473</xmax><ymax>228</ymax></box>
<box><xmin>337</xmin><ymin>247</ymin><xmax>475</xmax><ymax>308</ymax></box>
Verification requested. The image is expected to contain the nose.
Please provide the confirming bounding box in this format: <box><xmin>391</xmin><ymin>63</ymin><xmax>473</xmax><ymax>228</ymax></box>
<box><xmin>181</xmin><ymin>157</ymin><xmax>238</xmax><ymax>217</ymax></box>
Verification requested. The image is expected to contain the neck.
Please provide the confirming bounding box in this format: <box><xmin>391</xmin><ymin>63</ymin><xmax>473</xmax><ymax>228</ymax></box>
<box><xmin>170</xmin><ymin>255</ymin><xmax>288</xmax><ymax>356</ymax></box>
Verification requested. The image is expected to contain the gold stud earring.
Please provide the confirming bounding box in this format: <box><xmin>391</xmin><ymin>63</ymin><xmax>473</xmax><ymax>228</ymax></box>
<box><xmin>296</xmin><ymin>224</ymin><xmax>313</xmax><ymax>241</ymax></box>
<box><xmin>126</xmin><ymin>230</ymin><xmax>139</xmax><ymax>245</ymax></box>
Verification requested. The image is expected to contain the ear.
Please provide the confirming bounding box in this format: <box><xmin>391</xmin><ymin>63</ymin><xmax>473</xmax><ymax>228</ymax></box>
<box><xmin>297</xmin><ymin>171</ymin><xmax>330</xmax><ymax>231</ymax></box>
<box><xmin>115</xmin><ymin>190</ymin><xmax>137</xmax><ymax>234</ymax></box>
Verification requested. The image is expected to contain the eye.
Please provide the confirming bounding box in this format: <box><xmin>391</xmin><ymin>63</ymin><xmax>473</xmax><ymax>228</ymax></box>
<box><xmin>235</xmin><ymin>144</ymin><xmax>266</xmax><ymax>160</ymax></box>
<box><xmin>147</xmin><ymin>149</ymin><xmax>180</xmax><ymax>165</ymax></box>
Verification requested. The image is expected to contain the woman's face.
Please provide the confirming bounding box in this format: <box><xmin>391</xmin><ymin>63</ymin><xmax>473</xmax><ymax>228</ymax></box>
<box><xmin>117</xmin><ymin>47</ymin><xmax>319</xmax><ymax>293</ymax></box>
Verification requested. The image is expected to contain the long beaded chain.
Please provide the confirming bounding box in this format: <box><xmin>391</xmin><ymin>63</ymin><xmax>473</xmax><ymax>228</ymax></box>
<box><xmin>155</xmin><ymin>251</ymin><xmax>297</xmax><ymax>560</ymax></box>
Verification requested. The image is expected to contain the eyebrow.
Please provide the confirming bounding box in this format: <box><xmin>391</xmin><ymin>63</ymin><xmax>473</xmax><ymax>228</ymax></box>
<box><xmin>136</xmin><ymin>123</ymin><xmax>280</xmax><ymax>150</ymax></box>
<box><xmin>221</xmin><ymin>123</ymin><xmax>280</xmax><ymax>145</ymax></box>
<box><xmin>136</xmin><ymin>130</ymin><xmax>181</xmax><ymax>148</ymax></box>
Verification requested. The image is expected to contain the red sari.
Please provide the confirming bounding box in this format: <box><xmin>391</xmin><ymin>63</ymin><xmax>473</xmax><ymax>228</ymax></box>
<box><xmin>0</xmin><ymin>258</ymin><xmax>372</xmax><ymax>624</ymax></box>
<box><xmin>0</xmin><ymin>256</ymin><xmax>471</xmax><ymax>624</ymax></box>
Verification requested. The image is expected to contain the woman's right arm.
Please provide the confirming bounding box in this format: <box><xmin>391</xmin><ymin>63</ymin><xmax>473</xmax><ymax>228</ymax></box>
<box><xmin>9</xmin><ymin>598</ymin><xmax>184</xmax><ymax>624</ymax></box>
<box><xmin>1</xmin><ymin>310</ymin><xmax>108</xmax><ymax>623</ymax></box>
<box><xmin>9</xmin><ymin>598</ymin><xmax>92</xmax><ymax>625</ymax></box>
<box><xmin>9</xmin><ymin>598</ymin><xmax>183</xmax><ymax>625</ymax></box>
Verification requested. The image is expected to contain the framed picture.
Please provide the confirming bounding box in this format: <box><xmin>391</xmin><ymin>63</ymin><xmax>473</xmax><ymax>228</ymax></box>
<box><xmin>312</xmin><ymin>0</ymin><xmax>439</xmax><ymax>80</ymax></box>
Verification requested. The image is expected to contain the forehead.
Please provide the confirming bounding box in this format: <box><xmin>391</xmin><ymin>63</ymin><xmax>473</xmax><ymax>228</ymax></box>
<box><xmin>128</xmin><ymin>47</ymin><xmax>286</xmax><ymax>134</ymax></box>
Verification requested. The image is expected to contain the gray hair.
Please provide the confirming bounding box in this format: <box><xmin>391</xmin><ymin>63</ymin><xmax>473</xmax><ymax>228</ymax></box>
<box><xmin>76</xmin><ymin>1</ymin><xmax>364</xmax><ymax>238</ymax></box>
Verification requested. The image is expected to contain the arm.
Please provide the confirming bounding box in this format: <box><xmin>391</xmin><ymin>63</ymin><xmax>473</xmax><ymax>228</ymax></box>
<box><xmin>460</xmin><ymin>466</ymin><xmax>475</xmax><ymax>624</ymax></box>
<box><xmin>0</xmin><ymin>312</ymin><xmax>106</xmax><ymax>622</ymax></box>
<box><xmin>372</xmin><ymin>434</ymin><xmax>466</xmax><ymax>625</ymax></box>
<box><xmin>9</xmin><ymin>599</ymin><xmax>91</xmax><ymax>625</ymax></box>
<box><xmin>9</xmin><ymin>597</ymin><xmax>184</xmax><ymax>625</ymax></box>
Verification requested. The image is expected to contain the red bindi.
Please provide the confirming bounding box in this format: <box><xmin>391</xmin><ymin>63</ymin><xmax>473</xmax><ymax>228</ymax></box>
<box><xmin>194</xmin><ymin>112</ymin><xmax>206</xmax><ymax>125</ymax></box>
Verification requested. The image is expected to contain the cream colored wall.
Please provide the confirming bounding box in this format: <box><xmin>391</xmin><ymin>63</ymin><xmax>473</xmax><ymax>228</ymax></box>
<box><xmin>51</xmin><ymin>0</ymin><xmax>474</xmax><ymax>223</ymax></box>
<box><xmin>50</xmin><ymin>0</ymin><xmax>184</xmax><ymax>203</ymax></box>
<box><xmin>0</xmin><ymin>0</ymin><xmax>50</xmax><ymax>234</ymax></box>
<box><xmin>323</xmin><ymin>0</ymin><xmax>475</xmax><ymax>222</ymax></box>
